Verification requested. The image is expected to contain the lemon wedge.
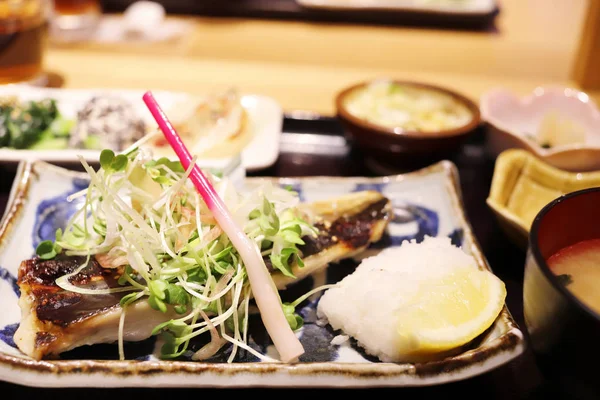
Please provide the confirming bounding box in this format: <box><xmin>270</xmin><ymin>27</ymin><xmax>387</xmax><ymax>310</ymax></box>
<box><xmin>317</xmin><ymin>237</ymin><xmax>507</xmax><ymax>363</ymax></box>
<box><xmin>394</xmin><ymin>266</ymin><xmax>506</xmax><ymax>361</ymax></box>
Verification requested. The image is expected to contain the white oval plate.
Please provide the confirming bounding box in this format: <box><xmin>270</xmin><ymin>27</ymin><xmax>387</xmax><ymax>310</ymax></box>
<box><xmin>0</xmin><ymin>86</ymin><xmax>283</xmax><ymax>172</ymax></box>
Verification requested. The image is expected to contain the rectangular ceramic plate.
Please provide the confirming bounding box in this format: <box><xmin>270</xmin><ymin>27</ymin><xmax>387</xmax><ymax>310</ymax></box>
<box><xmin>0</xmin><ymin>86</ymin><xmax>283</xmax><ymax>172</ymax></box>
<box><xmin>0</xmin><ymin>159</ymin><xmax>524</xmax><ymax>388</ymax></box>
<box><xmin>296</xmin><ymin>0</ymin><xmax>497</xmax><ymax>14</ymax></box>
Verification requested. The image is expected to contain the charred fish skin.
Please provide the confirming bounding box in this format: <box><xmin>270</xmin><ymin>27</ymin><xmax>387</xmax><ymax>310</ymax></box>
<box><xmin>18</xmin><ymin>256</ymin><xmax>124</xmax><ymax>326</ymax></box>
<box><xmin>14</xmin><ymin>256</ymin><xmax>124</xmax><ymax>359</ymax></box>
<box><xmin>15</xmin><ymin>254</ymin><xmax>178</xmax><ymax>360</ymax></box>
<box><xmin>271</xmin><ymin>191</ymin><xmax>393</xmax><ymax>289</ymax></box>
<box><xmin>14</xmin><ymin>191</ymin><xmax>392</xmax><ymax>360</ymax></box>
<box><xmin>300</xmin><ymin>197</ymin><xmax>391</xmax><ymax>256</ymax></box>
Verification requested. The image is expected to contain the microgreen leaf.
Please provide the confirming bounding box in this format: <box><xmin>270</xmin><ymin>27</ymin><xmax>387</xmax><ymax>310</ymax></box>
<box><xmin>148</xmin><ymin>294</ymin><xmax>167</xmax><ymax>313</ymax></box>
<box><xmin>260</xmin><ymin>239</ymin><xmax>273</xmax><ymax>250</ymax></box>
<box><xmin>249</xmin><ymin>209</ymin><xmax>260</xmax><ymax>220</ymax></box>
<box><xmin>36</xmin><ymin>240</ymin><xmax>58</xmax><ymax>260</ymax></box>
<box><xmin>203</xmin><ymin>300</ymin><xmax>220</xmax><ymax>314</ymax></box>
<box><xmin>160</xmin><ymin>331</ymin><xmax>178</xmax><ymax>355</ymax></box>
<box><xmin>188</xmin><ymin>230</ymin><xmax>199</xmax><ymax>243</ymax></box>
<box><xmin>148</xmin><ymin>280</ymin><xmax>168</xmax><ymax>300</ymax></box>
<box><xmin>191</xmin><ymin>296</ymin><xmax>205</xmax><ymax>310</ymax></box>
<box><xmin>285</xmin><ymin>313</ymin><xmax>298</xmax><ymax>330</ymax></box>
<box><xmin>157</xmin><ymin>157</ymin><xmax>185</xmax><ymax>173</ymax></box>
<box><xmin>164</xmin><ymin>283</ymin><xmax>190</xmax><ymax>308</ymax></box>
<box><xmin>153</xmin><ymin>176</ymin><xmax>171</xmax><ymax>185</ymax></box>
<box><xmin>262</xmin><ymin>197</ymin><xmax>273</xmax><ymax>215</ymax></box>
<box><xmin>294</xmin><ymin>315</ymin><xmax>304</xmax><ymax>330</ymax></box>
<box><xmin>284</xmin><ymin>224</ymin><xmax>302</xmax><ymax>235</ymax></box>
<box><xmin>282</xmin><ymin>304</ymin><xmax>295</xmax><ymax>315</ymax></box>
<box><xmin>212</xmin><ymin>246</ymin><xmax>233</xmax><ymax>261</ymax></box>
<box><xmin>187</xmin><ymin>268</ymin><xmax>206</xmax><ymax>283</ymax></box>
<box><xmin>270</xmin><ymin>252</ymin><xmax>295</xmax><ymax>278</ymax></box>
<box><xmin>93</xmin><ymin>219</ymin><xmax>107</xmax><ymax>236</ymax></box>
<box><xmin>119</xmin><ymin>292</ymin><xmax>141</xmax><ymax>307</ymax></box>
<box><xmin>174</xmin><ymin>304</ymin><xmax>187</xmax><ymax>314</ymax></box>
<box><xmin>151</xmin><ymin>319</ymin><xmax>178</xmax><ymax>336</ymax></box>
<box><xmin>281</xmin><ymin>229</ymin><xmax>305</xmax><ymax>245</ymax></box>
<box><xmin>110</xmin><ymin>154</ymin><xmax>128</xmax><ymax>171</ymax></box>
<box><xmin>168</xmin><ymin>320</ymin><xmax>192</xmax><ymax>337</ymax></box>
<box><xmin>282</xmin><ymin>303</ymin><xmax>304</xmax><ymax>331</ymax></box>
<box><xmin>118</xmin><ymin>265</ymin><xmax>134</xmax><ymax>286</ymax></box>
<box><xmin>99</xmin><ymin>149</ymin><xmax>115</xmax><ymax>170</ymax></box>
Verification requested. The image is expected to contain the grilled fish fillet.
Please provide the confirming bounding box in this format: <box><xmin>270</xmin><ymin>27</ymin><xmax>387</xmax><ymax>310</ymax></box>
<box><xmin>14</xmin><ymin>191</ymin><xmax>391</xmax><ymax>360</ymax></box>
<box><xmin>272</xmin><ymin>191</ymin><xmax>391</xmax><ymax>289</ymax></box>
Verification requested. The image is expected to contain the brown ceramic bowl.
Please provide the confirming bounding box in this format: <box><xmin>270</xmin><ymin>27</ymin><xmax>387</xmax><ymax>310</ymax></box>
<box><xmin>524</xmin><ymin>187</ymin><xmax>600</xmax><ymax>399</ymax></box>
<box><xmin>335</xmin><ymin>80</ymin><xmax>481</xmax><ymax>168</ymax></box>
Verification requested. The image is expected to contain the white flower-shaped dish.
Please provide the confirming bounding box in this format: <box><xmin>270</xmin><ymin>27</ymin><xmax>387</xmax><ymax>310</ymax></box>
<box><xmin>481</xmin><ymin>87</ymin><xmax>600</xmax><ymax>172</ymax></box>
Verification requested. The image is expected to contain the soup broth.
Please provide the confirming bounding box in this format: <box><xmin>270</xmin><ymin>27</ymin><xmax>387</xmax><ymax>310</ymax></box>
<box><xmin>548</xmin><ymin>238</ymin><xmax>600</xmax><ymax>315</ymax></box>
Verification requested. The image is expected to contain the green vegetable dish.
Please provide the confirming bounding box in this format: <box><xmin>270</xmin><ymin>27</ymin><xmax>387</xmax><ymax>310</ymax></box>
<box><xmin>0</xmin><ymin>98</ymin><xmax>74</xmax><ymax>150</ymax></box>
<box><xmin>0</xmin><ymin>95</ymin><xmax>148</xmax><ymax>151</ymax></box>
<box><xmin>35</xmin><ymin>147</ymin><xmax>322</xmax><ymax>361</ymax></box>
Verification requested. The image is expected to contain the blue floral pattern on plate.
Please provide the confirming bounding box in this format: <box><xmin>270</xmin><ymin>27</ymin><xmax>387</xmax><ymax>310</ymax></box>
<box><xmin>0</xmin><ymin>161</ymin><xmax>525</xmax><ymax>390</ymax></box>
<box><xmin>0</xmin><ymin>175</ymin><xmax>466</xmax><ymax>361</ymax></box>
<box><xmin>0</xmin><ymin>267</ymin><xmax>19</xmax><ymax>349</ymax></box>
<box><xmin>32</xmin><ymin>178</ymin><xmax>88</xmax><ymax>251</ymax></box>
<box><xmin>0</xmin><ymin>266</ymin><xmax>19</xmax><ymax>297</ymax></box>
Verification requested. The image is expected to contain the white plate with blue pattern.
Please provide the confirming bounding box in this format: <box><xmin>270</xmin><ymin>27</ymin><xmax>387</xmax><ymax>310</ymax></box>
<box><xmin>0</xmin><ymin>159</ymin><xmax>525</xmax><ymax>388</ymax></box>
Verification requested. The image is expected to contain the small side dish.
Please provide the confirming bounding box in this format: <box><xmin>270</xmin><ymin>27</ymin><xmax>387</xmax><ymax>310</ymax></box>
<box><xmin>70</xmin><ymin>95</ymin><xmax>147</xmax><ymax>151</ymax></box>
<box><xmin>0</xmin><ymin>95</ymin><xmax>150</xmax><ymax>152</ymax></box>
<box><xmin>481</xmin><ymin>86</ymin><xmax>600</xmax><ymax>172</ymax></box>
<box><xmin>0</xmin><ymin>97</ymin><xmax>74</xmax><ymax>150</ymax></box>
<box><xmin>0</xmin><ymin>86</ymin><xmax>283</xmax><ymax>171</ymax></box>
<box><xmin>147</xmin><ymin>89</ymin><xmax>253</xmax><ymax>160</ymax></box>
<box><xmin>336</xmin><ymin>80</ymin><xmax>480</xmax><ymax>166</ymax></box>
<box><xmin>343</xmin><ymin>80</ymin><xmax>474</xmax><ymax>133</ymax></box>
<box><xmin>486</xmin><ymin>149</ymin><xmax>600</xmax><ymax>249</ymax></box>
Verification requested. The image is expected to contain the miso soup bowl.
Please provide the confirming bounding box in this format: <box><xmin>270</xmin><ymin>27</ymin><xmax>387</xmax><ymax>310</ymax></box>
<box><xmin>524</xmin><ymin>187</ymin><xmax>600</xmax><ymax>399</ymax></box>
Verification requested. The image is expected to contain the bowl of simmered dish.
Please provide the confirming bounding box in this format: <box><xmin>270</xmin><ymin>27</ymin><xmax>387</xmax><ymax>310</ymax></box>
<box><xmin>335</xmin><ymin>80</ymin><xmax>481</xmax><ymax>168</ymax></box>
<box><xmin>524</xmin><ymin>187</ymin><xmax>600</xmax><ymax>399</ymax></box>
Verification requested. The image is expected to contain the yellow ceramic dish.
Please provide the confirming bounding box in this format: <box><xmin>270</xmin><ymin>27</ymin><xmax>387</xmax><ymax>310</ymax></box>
<box><xmin>487</xmin><ymin>149</ymin><xmax>600</xmax><ymax>249</ymax></box>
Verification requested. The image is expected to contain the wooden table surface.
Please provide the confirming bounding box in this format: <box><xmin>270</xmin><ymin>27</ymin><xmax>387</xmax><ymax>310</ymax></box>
<box><xmin>46</xmin><ymin>0</ymin><xmax>593</xmax><ymax>116</ymax></box>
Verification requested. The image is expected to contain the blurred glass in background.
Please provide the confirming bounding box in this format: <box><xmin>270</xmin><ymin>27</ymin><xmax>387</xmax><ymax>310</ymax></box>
<box><xmin>0</xmin><ymin>0</ymin><xmax>50</xmax><ymax>85</ymax></box>
<box><xmin>51</xmin><ymin>0</ymin><xmax>101</xmax><ymax>41</ymax></box>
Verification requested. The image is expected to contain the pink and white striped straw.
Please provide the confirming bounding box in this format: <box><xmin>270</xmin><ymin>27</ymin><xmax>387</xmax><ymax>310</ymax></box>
<box><xmin>142</xmin><ymin>91</ymin><xmax>304</xmax><ymax>363</ymax></box>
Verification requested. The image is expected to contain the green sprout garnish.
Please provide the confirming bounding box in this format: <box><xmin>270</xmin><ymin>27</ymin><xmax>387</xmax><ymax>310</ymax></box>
<box><xmin>35</xmin><ymin>240</ymin><xmax>61</xmax><ymax>260</ymax></box>
<box><xmin>50</xmin><ymin>147</ymin><xmax>319</xmax><ymax>362</ymax></box>
<box><xmin>99</xmin><ymin>149</ymin><xmax>130</xmax><ymax>174</ymax></box>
